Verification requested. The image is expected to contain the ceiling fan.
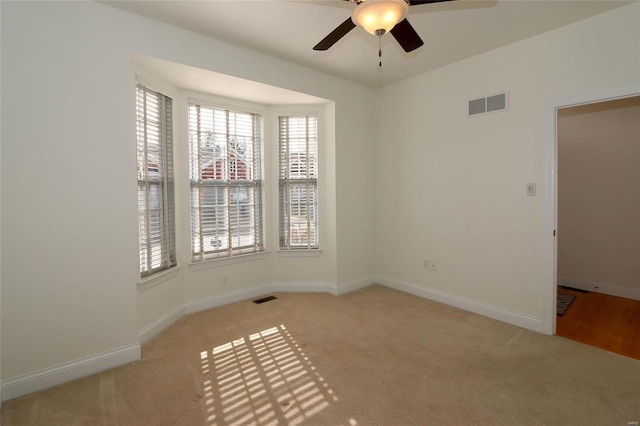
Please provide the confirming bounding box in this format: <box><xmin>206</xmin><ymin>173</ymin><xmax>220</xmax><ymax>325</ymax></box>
<box><xmin>313</xmin><ymin>0</ymin><xmax>456</xmax><ymax>54</ymax></box>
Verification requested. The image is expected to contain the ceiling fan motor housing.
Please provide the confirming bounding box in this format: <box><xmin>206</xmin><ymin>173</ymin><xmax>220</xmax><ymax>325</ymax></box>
<box><xmin>313</xmin><ymin>0</ymin><xmax>453</xmax><ymax>52</ymax></box>
<box><xmin>352</xmin><ymin>0</ymin><xmax>409</xmax><ymax>35</ymax></box>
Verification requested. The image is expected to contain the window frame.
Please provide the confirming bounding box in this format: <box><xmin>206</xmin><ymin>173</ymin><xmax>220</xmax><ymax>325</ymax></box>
<box><xmin>136</xmin><ymin>83</ymin><xmax>177</xmax><ymax>278</ymax></box>
<box><xmin>278</xmin><ymin>113</ymin><xmax>320</xmax><ymax>251</ymax></box>
<box><xmin>188</xmin><ymin>99</ymin><xmax>265</xmax><ymax>262</ymax></box>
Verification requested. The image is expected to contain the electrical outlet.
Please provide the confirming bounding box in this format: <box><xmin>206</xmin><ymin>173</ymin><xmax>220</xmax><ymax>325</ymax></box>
<box><xmin>526</xmin><ymin>183</ymin><xmax>536</xmax><ymax>196</ymax></box>
<box><xmin>222</xmin><ymin>276</ymin><xmax>228</xmax><ymax>286</ymax></box>
<box><xmin>424</xmin><ymin>260</ymin><xmax>437</xmax><ymax>271</ymax></box>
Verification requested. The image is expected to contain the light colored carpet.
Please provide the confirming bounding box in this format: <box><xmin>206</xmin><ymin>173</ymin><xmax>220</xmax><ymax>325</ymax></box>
<box><xmin>2</xmin><ymin>285</ymin><xmax>639</xmax><ymax>425</ymax></box>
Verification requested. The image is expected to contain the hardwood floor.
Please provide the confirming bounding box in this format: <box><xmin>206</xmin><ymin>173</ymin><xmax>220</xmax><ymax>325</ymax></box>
<box><xmin>556</xmin><ymin>286</ymin><xmax>640</xmax><ymax>360</ymax></box>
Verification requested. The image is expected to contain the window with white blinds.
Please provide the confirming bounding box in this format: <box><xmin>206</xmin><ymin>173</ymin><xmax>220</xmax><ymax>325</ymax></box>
<box><xmin>279</xmin><ymin>115</ymin><xmax>319</xmax><ymax>249</ymax></box>
<box><xmin>188</xmin><ymin>102</ymin><xmax>264</xmax><ymax>261</ymax></box>
<box><xmin>136</xmin><ymin>84</ymin><xmax>176</xmax><ymax>277</ymax></box>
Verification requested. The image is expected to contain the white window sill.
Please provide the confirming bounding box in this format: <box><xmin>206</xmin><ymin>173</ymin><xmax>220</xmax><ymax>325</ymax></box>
<box><xmin>138</xmin><ymin>266</ymin><xmax>181</xmax><ymax>292</ymax></box>
<box><xmin>189</xmin><ymin>251</ymin><xmax>270</xmax><ymax>270</ymax></box>
<box><xmin>277</xmin><ymin>249</ymin><xmax>322</xmax><ymax>257</ymax></box>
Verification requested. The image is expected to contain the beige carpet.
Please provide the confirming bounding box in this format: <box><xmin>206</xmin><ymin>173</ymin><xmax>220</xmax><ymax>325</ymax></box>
<box><xmin>2</xmin><ymin>285</ymin><xmax>639</xmax><ymax>425</ymax></box>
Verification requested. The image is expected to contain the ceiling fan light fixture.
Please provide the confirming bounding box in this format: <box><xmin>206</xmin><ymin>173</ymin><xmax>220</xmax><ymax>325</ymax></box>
<box><xmin>352</xmin><ymin>0</ymin><xmax>409</xmax><ymax>36</ymax></box>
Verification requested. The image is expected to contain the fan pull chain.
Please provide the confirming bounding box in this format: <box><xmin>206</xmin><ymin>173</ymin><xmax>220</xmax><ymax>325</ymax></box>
<box><xmin>378</xmin><ymin>36</ymin><xmax>382</xmax><ymax>67</ymax></box>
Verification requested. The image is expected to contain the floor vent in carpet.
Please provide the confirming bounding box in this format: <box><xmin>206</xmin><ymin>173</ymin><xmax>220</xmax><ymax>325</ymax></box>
<box><xmin>253</xmin><ymin>295</ymin><xmax>278</xmax><ymax>304</ymax></box>
<box><xmin>557</xmin><ymin>292</ymin><xmax>576</xmax><ymax>316</ymax></box>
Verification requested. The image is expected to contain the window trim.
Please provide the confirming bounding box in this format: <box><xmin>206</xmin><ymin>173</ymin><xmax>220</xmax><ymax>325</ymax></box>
<box><xmin>278</xmin><ymin>113</ymin><xmax>320</xmax><ymax>250</ymax></box>
<box><xmin>188</xmin><ymin>100</ymin><xmax>266</xmax><ymax>262</ymax></box>
<box><xmin>277</xmin><ymin>249</ymin><xmax>322</xmax><ymax>257</ymax></box>
<box><xmin>189</xmin><ymin>251</ymin><xmax>270</xmax><ymax>270</ymax></box>
<box><xmin>136</xmin><ymin>83</ymin><xmax>177</xmax><ymax>278</ymax></box>
<box><xmin>137</xmin><ymin>266</ymin><xmax>180</xmax><ymax>291</ymax></box>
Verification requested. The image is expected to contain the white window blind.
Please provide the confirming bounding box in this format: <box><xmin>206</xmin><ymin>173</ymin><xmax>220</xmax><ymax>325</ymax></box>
<box><xmin>279</xmin><ymin>115</ymin><xmax>319</xmax><ymax>249</ymax></box>
<box><xmin>188</xmin><ymin>103</ymin><xmax>264</xmax><ymax>261</ymax></box>
<box><xmin>136</xmin><ymin>84</ymin><xmax>176</xmax><ymax>277</ymax></box>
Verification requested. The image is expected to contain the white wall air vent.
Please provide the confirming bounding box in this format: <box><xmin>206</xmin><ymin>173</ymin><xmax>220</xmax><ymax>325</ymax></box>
<box><xmin>468</xmin><ymin>92</ymin><xmax>508</xmax><ymax>116</ymax></box>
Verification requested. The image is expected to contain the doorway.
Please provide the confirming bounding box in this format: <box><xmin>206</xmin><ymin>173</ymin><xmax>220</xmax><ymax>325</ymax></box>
<box><xmin>555</xmin><ymin>96</ymin><xmax>640</xmax><ymax>359</ymax></box>
<box><xmin>542</xmin><ymin>81</ymin><xmax>640</xmax><ymax>338</ymax></box>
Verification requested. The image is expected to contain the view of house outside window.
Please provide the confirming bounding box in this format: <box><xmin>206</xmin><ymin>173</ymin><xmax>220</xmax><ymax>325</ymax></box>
<box><xmin>188</xmin><ymin>103</ymin><xmax>264</xmax><ymax>261</ymax></box>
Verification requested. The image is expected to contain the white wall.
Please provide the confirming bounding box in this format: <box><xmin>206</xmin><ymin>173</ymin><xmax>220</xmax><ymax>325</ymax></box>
<box><xmin>374</xmin><ymin>2</ymin><xmax>640</xmax><ymax>327</ymax></box>
<box><xmin>0</xmin><ymin>0</ymin><xmax>3</xmax><ymax>407</ymax></box>
<box><xmin>2</xmin><ymin>1</ymin><xmax>141</xmax><ymax>386</ymax></box>
<box><xmin>0</xmin><ymin>0</ymin><xmax>375</xmax><ymax>397</ymax></box>
<box><xmin>335</xmin><ymin>100</ymin><xmax>376</xmax><ymax>286</ymax></box>
<box><xmin>558</xmin><ymin>97</ymin><xmax>640</xmax><ymax>299</ymax></box>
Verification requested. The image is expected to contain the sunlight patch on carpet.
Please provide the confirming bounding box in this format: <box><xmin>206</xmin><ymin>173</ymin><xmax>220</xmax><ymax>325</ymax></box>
<box><xmin>201</xmin><ymin>325</ymin><xmax>341</xmax><ymax>426</ymax></box>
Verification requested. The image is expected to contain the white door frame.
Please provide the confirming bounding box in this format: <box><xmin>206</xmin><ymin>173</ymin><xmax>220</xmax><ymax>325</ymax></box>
<box><xmin>541</xmin><ymin>81</ymin><xmax>640</xmax><ymax>335</ymax></box>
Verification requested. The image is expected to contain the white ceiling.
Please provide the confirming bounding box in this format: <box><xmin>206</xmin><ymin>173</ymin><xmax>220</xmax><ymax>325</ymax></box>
<box><xmin>107</xmin><ymin>0</ymin><xmax>631</xmax><ymax>89</ymax></box>
<box><xmin>133</xmin><ymin>55</ymin><xmax>331</xmax><ymax>105</ymax></box>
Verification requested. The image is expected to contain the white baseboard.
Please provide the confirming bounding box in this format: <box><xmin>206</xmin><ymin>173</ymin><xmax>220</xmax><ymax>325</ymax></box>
<box><xmin>272</xmin><ymin>277</ymin><xmax>375</xmax><ymax>295</ymax></box>
<box><xmin>329</xmin><ymin>276</ymin><xmax>376</xmax><ymax>295</ymax></box>
<box><xmin>184</xmin><ymin>279</ymin><xmax>377</xmax><ymax>315</ymax></box>
<box><xmin>272</xmin><ymin>281</ymin><xmax>331</xmax><ymax>293</ymax></box>
<box><xmin>137</xmin><ymin>304</ymin><xmax>185</xmax><ymax>345</ymax></box>
<box><xmin>184</xmin><ymin>283</ymin><xmax>274</xmax><ymax>315</ymax></box>
<box><xmin>375</xmin><ymin>275</ymin><xmax>542</xmax><ymax>333</ymax></box>
<box><xmin>1</xmin><ymin>343</ymin><xmax>141</xmax><ymax>402</ymax></box>
<box><xmin>559</xmin><ymin>277</ymin><xmax>640</xmax><ymax>301</ymax></box>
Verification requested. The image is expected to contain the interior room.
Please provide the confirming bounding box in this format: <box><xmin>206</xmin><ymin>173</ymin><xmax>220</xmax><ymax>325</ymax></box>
<box><xmin>1</xmin><ymin>0</ymin><xmax>639</xmax><ymax>423</ymax></box>
<box><xmin>555</xmin><ymin>96</ymin><xmax>640</xmax><ymax>358</ymax></box>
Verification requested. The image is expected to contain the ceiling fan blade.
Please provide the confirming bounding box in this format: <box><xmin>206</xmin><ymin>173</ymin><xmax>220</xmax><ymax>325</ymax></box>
<box><xmin>390</xmin><ymin>18</ymin><xmax>424</xmax><ymax>52</ymax></box>
<box><xmin>409</xmin><ymin>0</ymin><xmax>456</xmax><ymax>5</ymax></box>
<box><xmin>313</xmin><ymin>18</ymin><xmax>356</xmax><ymax>51</ymax></box>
